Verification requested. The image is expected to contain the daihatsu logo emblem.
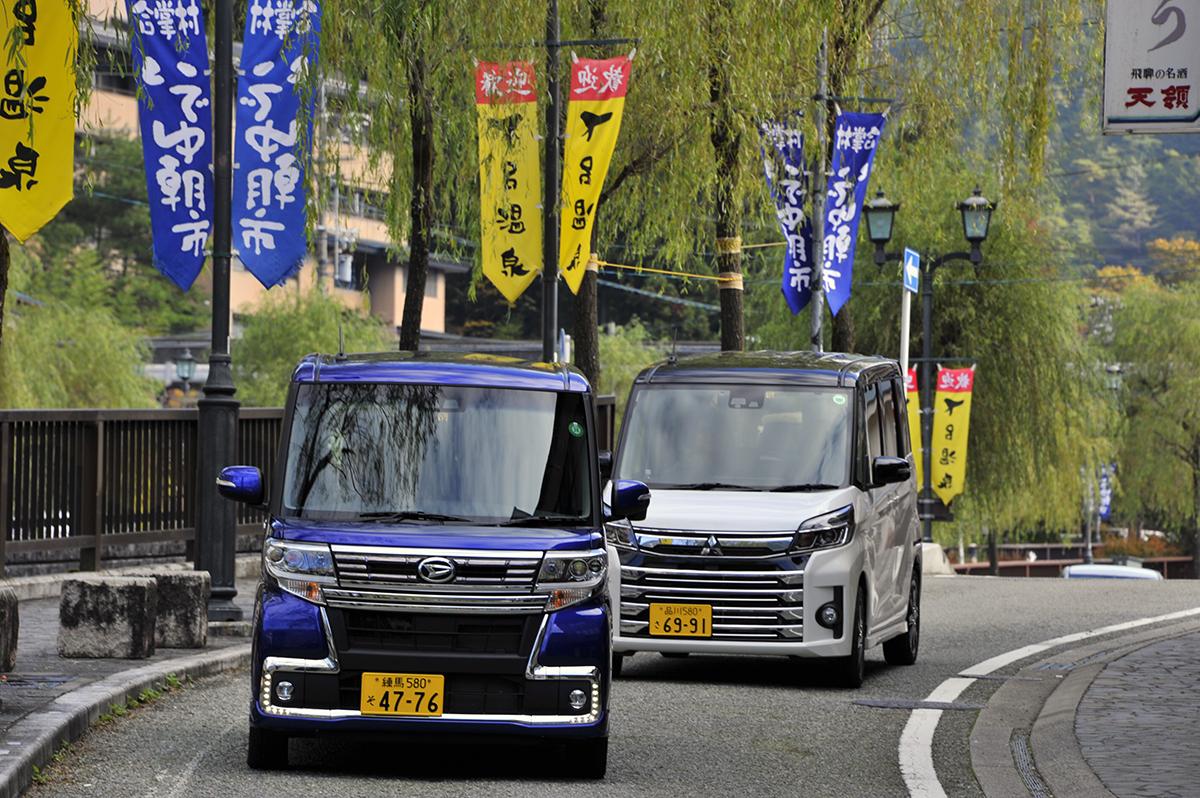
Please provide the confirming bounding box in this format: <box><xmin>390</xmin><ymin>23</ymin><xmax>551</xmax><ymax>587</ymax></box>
<box><xmin>417</xmin><ymin>557</ymin><xmax>456</xmax><ymax>583</ymax></box>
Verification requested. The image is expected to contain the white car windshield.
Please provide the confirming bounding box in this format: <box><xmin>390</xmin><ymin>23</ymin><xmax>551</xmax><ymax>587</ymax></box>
<box><xmin>615</xmin><ymin>384</ymin><xmax>851</xmax><ymax>491</ymax></box>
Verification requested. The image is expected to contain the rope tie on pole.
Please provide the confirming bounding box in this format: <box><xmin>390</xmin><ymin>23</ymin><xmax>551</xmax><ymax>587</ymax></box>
<box><xmin>586</xmin><ymin>252</ymin><xmax>600</xmax><ymax>273</ymax></box>
<box><xmin>717</xmin><ymin>272</ymin><xmax>744</xmax><ymax>291</ymax></box>
<box><xmin>714</xmin><ymin>236</ymin><xmax>742</xmax><ymax>255</ymax></box>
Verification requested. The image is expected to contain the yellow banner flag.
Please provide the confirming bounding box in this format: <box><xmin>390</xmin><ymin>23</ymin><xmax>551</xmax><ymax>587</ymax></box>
<box><xmin>931</xmin><ymin>366</ymin><xmax>975</xmax><ymax>506</ymax></box>
<box><xmin>0</xmin><ymin>0</ymin><xmax>76</xmax><ymax>241</ymax></box>
<box><xmin>559</xmin><ymin>55</ymin><xmax>631</xmax><ymax>294</ymax></box>
<box><xmin>476</xmin><ymin>62</ymin><xmax>542</xmax><ymax>303</ymax></box>
<box><xmin>905</xmin><ymin>368</ymin><xmax>922</xmax><ymax>491</ymax></box>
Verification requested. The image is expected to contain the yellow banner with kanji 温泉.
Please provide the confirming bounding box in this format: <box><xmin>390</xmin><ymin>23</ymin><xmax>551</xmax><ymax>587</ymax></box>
<box><xmin>931</xmin><ymin>366</ymin><xmax>975</xmax><ymax>506</ymax></box>
<box><xmin>559</xmin><ymin>55</ymin><xmax>631</xmax><ymax>294</ymax></box>
<box><xmin>476</xmin><ymin>61</ymin><xmax>542</xmax><ymax>303</ymax></box>
<box><xmin>905</xmin><ymin>367</ymin><xmax>922</xmax><ymax>491</ymax></box>
<box><xmin>0</xmin><ymin>0</ymin><xmax>76</xmax><ymax>241</ymax></box>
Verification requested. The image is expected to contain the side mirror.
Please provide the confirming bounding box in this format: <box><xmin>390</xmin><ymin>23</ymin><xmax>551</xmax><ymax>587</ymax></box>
<box><xmin>598</xmin><ymin>450</ymin><xmax>613</xmax><ymax>482</ymax></box>
<box><xmin>216</xmin><ymin>465</ymin><xmax>265</xmax><ymax>506</ymax></box>
<box><xmin>872</xmin><ymin>456</ymin><xmax>911</xmax><ymax>487</ymax></box>
<box><xmin>608</xmin><ymin>479</ymin><xmax>650</xmax><ymax>523</ymax></box>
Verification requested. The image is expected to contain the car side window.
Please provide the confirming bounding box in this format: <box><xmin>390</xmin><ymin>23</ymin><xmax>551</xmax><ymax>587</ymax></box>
<box><xmin>893</xmin><ymin>377</ymin><xmax>911</xmax><ymax>457</ymax></box>
<box><xmin>864</xmin><ymin>382</ymin><xmax>881</xmax><ymax>465</ymax></box>
<box><xmin>879</xmin><ymin>379</ymin><xmax>899</xmax><ymax>458</ymax></box>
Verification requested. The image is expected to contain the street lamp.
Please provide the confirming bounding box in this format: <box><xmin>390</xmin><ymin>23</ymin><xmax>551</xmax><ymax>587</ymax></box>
<box><xmin>859</xmin><ymin>186</ymin><xmax>997</xmax><ymax>542</ymax></box>
<box><xmin>175</xmin><ymin>348</ymin><xmax>196</xmax><ymax>384</ymax></box>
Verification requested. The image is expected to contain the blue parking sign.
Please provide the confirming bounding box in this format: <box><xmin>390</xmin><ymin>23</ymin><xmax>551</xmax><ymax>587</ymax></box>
<box><xmin>903</xmin><ymin>248</ymin><xmax>920</xmax><ymax>294</ymax></box>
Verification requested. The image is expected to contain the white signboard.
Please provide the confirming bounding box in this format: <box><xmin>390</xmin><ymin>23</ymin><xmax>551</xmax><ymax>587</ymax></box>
<box><xmin>1103</xmin><ymin>0</ymin><xmax>1200</xmax><ymax>134</ymax></box>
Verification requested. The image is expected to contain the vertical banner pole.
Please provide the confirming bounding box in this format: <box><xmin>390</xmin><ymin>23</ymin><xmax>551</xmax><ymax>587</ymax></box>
<box><xmin>195</xmin><ymin>0</ymin><xmax>242</xmax><ymax>621</ymax></box>
<box><xmin>899</xmin><ymin>290</ymin><xmax>911</xmax><ymax>376</ymax></box>
<box><xmin>809</xmin><ymin>28</ymin><xmax>827</xmax><ymax>352</ymax></box>
<box><xmin>541</xmin><ymin>0</ymin><xmax>561</xmax><ymax>362</ymax></box>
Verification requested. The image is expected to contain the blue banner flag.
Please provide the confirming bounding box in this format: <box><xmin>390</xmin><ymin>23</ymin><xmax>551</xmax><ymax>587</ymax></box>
<box><xmin>128</xmin><ymin>0</ymin><xmax>213</xmax><ymax>290</ymax></box>
<box><xmin>233</xmin><ymin>0</ymin><xmax>321</xmax><ymax>287</ymax></box>
<box><xmin>821</xmin><ymin>111</ymin><xmax>886</xmax><ymax>316</ymax></box>
<box><xmin>759</xmin><ymin>119</ymin><xmax>815</xmax><ymax>315</ymax></box>
<box><xmin>1098</xmin><ymin>464</ymin><xmax>1114</xmax><ymax>521</ymax></box>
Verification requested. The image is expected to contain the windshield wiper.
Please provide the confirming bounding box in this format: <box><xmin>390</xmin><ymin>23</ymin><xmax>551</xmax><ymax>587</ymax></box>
<box><xmin>768</xmin><ymin>483</ymin><xmax>841</xmax><ymax>492</ymax></box>
<box><xmin>498</xmin><ymin>512</ymin><xmax>585</xmax><ymax>527</ymax></box>
<box><xmin>657</xmin><ymin>482</ymin><xmax>759</xmax><ymax>491</ymax></box>
<box><xmin>356</xmin><ymin>511</ymin><xmax>474</xmax><ymax>524</ymax></box>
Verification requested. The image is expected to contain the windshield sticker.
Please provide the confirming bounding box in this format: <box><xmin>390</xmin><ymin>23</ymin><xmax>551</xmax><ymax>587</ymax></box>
<box><xmin>832</xmin><ymin>395</ymin><xmax>847</xmax><ymax>406</ymax></box>
<box><xmin>568</xmin><ymin>421</ymin><xmax>584</xmax><ymax>438</ymax></box>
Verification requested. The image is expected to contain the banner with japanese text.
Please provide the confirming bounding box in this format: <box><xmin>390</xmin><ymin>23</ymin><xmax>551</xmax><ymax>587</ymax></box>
<box><xmin>559</xmin><ymin>55</ymin><xmax>631</xmax><ymax>294</ymax></box>
<box><xmin>931</xmin><ymin>366</ymin><xmax>975</xmax><ymax>506</ymax></box>
<box><xmin>759</xmin><ymin>119</ymin><xmax>814</xmax><ymax>315</ymax></box>
<box><xmin>476</xmin><ymin>61</ymin><xmax>542</xmax><ymax>303</ymax></box>
<box><xmin>233</xmin><ymin>0</ymin><xmax>321</xmax><ymax>287</ymax></box>
<box><xmin>905</xmin><ymin>368</ymin><xmax>922</xmax><ymax>491</ymax></box>
<box><xmin>822</xmin><ymin>111</ymin><xmax>885</xmax><ymax>316</ymax></box>
<box><xmin>128</xmin><ymin>0</ymin><xmax>212</xmax><ymax>289</ymax></box>
<box><xmin>1102</xmin><ymin>1</ymin><xmax>1198</xmax><ymax>134</ymax></box>
<box><xmin>0</xmin><ymin>0</ymin><xmax>76</xmax><ymax>241</ymax></box>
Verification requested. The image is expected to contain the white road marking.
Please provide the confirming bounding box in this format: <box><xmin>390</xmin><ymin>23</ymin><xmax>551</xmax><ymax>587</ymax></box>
<box><xmin>898</xmin><ymin>606</ymin><xmax>1200</xmax><ymax>797</ymax></box>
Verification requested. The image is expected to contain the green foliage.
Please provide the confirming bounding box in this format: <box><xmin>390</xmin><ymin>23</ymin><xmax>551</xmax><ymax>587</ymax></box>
<box><xmin>1111</xmin><ymin>281</ymin><xmax>1200</xmax><ymax>539</ymax></box>
<box><xmin>596</xmin><ymin>319</ymin><xmax>668</xmax><ymax>420</ymax></box>
<box><xmin>0</xmin><ymin>248</ymin><xmax>159</xmax><ymax>409</ymax></box>
<box><xmin>233</xmin><ymin>290</ymin><xmax>394</xmax><ymax>407</ymax></box>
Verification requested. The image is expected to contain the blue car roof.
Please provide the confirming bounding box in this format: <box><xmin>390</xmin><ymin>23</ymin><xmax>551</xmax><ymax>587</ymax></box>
<box><xmin>292</xmin><ymin>351</ymin><xmax>590</xmax><ymax>393</ymax></box>
<box><xmin>637</xmin><ymin>351</ymin><xmax>899</xmax><ymax>388</ymax></box>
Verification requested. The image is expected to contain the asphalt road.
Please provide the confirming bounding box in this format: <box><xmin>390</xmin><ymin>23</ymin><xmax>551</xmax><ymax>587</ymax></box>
<box><xmin>29</xmin><ymin>576</ymin><xmax>1200</xmax><ymax>798</ymax></box>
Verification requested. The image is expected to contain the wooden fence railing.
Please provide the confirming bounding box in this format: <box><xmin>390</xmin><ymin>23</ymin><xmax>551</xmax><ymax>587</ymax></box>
<box><xmin>0</xmin><ymin>396</ymin><xmax>617</xmax><ymax>577</ymax></box>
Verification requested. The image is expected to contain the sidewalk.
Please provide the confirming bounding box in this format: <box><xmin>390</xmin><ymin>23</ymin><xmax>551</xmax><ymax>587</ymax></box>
<box><xmin>1074</xmin><ymin>630</ymin><xmax>1200</xmax><ymax>798</ymax></box>
<box><xmin>0</xmin><ymin>577</ymin><xmax>258</xmax><ymax>798</ymax></box>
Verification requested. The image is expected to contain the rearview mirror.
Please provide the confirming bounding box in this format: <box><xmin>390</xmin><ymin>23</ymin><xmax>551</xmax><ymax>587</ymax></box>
<box><xmin>872</xmin><ymin>456</ymin><xmax>911</xmax><ymax>487</ymax></box>
<box><xmin>608</xmin><ymin>479</ymin><xmax>650</xmax><ymax>523</ymax></box>
<box><xmin>216</xmin><ymin>465</ymin><xmax>265</xmax><ymax>506</ymax></box>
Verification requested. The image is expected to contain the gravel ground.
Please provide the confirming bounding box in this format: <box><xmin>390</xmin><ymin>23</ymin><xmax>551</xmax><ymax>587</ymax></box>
<box><xmin>27</xmin><ymin>576</ymin><xmax>1200</xmax><ymax>798</ymax></box>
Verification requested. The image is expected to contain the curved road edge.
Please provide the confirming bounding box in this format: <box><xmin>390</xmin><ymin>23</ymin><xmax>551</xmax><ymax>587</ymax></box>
<box><xmin>899</xmin><ymin>606</ymin><xmax>1200</xmax><ymax>797</ymax></box>
<box><xmin>0</xmin><ymin>643</ymin><xmax>251</xmax><ymax>798</ymax></box>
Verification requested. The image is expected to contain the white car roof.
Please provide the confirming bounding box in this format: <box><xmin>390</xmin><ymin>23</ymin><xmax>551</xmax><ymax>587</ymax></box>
<box><xmin>1062</xmin><ymin>563</ymin><xmax>1164</xmax><ymax>580</ymax></box>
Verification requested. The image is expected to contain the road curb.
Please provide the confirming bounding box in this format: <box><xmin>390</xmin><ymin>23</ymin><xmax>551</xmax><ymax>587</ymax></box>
<box><xmin>0</xmin><ymin>642</ymin><xmax>251</xmax><ymax>798</ymax></box>
<box><xmin>970</xmin><ymin>618</ymin><xmax>1200</xmax><ymax>798</ymax></box>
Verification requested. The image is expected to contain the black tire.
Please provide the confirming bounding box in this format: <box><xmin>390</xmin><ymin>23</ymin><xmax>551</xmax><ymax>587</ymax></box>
<box><xmin>567</xmin><ymin>737</ymin><xmax>608</xmax><ymax>779</ymax></box>
<box><xmin>884</xmin><ymin>570</ymin><xmax>921</xmax><ymax>666</ymax></box>
<box><xmin>612</xmin><ymin>652</ymin><xmax>626</xmax><ymax>678</ymax></box>
<box><xmin>246</xmin><ymin>726</ymin><xmax>288</xmax><ymax>770</ymax></box>
<box><xmin>834</xmin><ymin>586</ymin><xmax>866</xmax><ymax>689</ymax></box>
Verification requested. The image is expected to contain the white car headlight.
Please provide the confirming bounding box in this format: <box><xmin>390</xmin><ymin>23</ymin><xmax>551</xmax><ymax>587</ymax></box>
<box><xmin>793</xmin><ymin>506</ymin><xmax>855</xmax><ymax>552</ymax></box>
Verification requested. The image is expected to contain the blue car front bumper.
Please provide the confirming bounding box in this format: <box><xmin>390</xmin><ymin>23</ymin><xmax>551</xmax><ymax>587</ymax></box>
<box><xmin>249</xmin><ymin>584</ymin><xmax>610</xmax><ymax>740</ymax></box>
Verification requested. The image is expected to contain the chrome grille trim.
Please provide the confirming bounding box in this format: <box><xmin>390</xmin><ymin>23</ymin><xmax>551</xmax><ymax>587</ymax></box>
<box><xmin>331</xmin><ymin>544</ymin><xmax>541</xmax><ymax>595</ymax></box>
<box><xmin>324</xmin><ymin>587</ymin><xmax>547</xmax><ymax>615</ymax></box>
<box><xmin>619</xmin><ymin>562</ymin><xmax>805</xmax><ymax>641</ymax></box>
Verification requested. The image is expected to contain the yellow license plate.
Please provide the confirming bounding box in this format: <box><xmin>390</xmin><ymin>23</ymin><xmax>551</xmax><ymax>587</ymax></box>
<box><xmin>359</xmin><ymin>672</ymin><xmax>445</xmax><ymax>716</ymax></box>
<box><xmin>649</xmin><ymin>603</ymin><xmax>712</xmax><ymax>637</ymax></box>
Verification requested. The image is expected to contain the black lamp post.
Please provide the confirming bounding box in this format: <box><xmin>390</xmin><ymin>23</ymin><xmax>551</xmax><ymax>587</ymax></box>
<box><xmin>862</xmin><ymin>186</ymin><xmax>996</xmax><ymax>542</ymax></box>
<box><xmin>195</xmin><ymin>0</ymin><xmax>243</xmax><ymax>622</ymax></box>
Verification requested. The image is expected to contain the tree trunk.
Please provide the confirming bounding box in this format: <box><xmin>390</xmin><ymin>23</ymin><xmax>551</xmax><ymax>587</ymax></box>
<box><xmin>987</xmin><ymin>526</ymin><xmax>998</xmax><ymax>576</ymax></box>
<box><xmin>572</xmin><ymin>0</ymin><xmax>606</xmax><ymax>386</ymax></box>
<box><xmin>708</xmin><ymin>0</ymin><xmax>744</xmax><ymax>352</ymax></box>
<box><xmin>398</xmin><ymin>46</ymin><xmax>433</xmax><ymax>352</ymax></box>
<box><xmin>1192</xmin><ymin>444</ymin><xmax>1200</xmax><ymax>579</ymax></box>
<box><xmin>0</xmin><ymin>229</ymin><xmax>8</xmax><ymax>355</ymax></box>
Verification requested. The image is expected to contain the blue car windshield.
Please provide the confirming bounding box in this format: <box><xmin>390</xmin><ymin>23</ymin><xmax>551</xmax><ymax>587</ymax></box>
<box><xmin>615</xmin><ymin>384</ymin><xmax>852</xmax><ymax>490</ymax></box>
<box><xmin>282</xmin><ymin>383</ymin><xmax>592</xmax><ymax>524</ymax></box>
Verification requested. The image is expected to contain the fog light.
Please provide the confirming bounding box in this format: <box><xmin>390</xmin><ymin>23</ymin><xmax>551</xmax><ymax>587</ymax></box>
<box><xmin>817</xmin><ymin>603</ymin><xmax>840</xmax><ymax>629</ymax></box>
<box><xmin>568</xmin><ymin>689</ymin><xmax>587</xmax><ymax>710</ymax></box>
<box><xmin>275</xmin><ymin>680</ymin><xmax>295</xmax><ymax>702</ymax></box>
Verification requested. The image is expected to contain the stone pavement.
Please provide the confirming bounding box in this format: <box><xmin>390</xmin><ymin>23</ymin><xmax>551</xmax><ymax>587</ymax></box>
<box><xmin>0</xmin><ymin>577</ymin><xmax>257</xmax><ymax>742</ymax></box>
<box><xmin>1075</xmin><ymin>630</ymin><xmax>1200</xmax><ymax>798</ymax></box>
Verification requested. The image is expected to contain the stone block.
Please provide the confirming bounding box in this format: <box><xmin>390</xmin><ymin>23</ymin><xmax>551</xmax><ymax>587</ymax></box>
<box><xmin>149</xmin><ymin>570</ymin><xmax>210</xmax><ymax>649</ymax></box>
<box><xmin>0</xmin><ymin>587</ymin><xmax>18</xmax><ymax>672</ymax></box>
<box><xmin>57</xmin><ymin>576</ymin><xmax>157</xmax><ymax>659</ymax></box>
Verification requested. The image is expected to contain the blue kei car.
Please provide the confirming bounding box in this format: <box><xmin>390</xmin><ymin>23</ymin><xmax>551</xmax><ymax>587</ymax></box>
<box><xmin>217</xmin><ymin>352</ymin><xmax>650</xmax><ymax>778</ymax></box>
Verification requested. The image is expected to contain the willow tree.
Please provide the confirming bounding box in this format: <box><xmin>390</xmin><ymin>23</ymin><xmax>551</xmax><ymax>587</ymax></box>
<box><xmin>320</xmin><ymin>0</ymin><xmax>542</xmax><ymax>350</ymax></box>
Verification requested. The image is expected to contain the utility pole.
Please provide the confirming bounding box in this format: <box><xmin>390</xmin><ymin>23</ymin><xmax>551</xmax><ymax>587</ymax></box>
<box><xmin>541</xmin><ymin>0</ymin><xmax>561</xmax><ymax>362</ymax></box>
<box><xmin>316</xmin><ymin>82</ymin><xmax>329</xmax><ymax>290</ymax></box>
<box><xmin>809</xmin><ymin>29</ymin><xmax>827</xmax><ymax>353</ymax></box>
<box><xmin>194</xmin><ymin>0</ymin><xmax>242</xmax><ymax>621</ymax></box>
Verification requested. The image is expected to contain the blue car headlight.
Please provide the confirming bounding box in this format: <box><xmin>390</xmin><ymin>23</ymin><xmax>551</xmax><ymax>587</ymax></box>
<box><xmin>536</xmin><ymin>549</ymin><xmax>607</xmax><ymax>611</ymax></box>
<box><xmin>263</xmin><ymin>538</ymin><xmax>337</xmax><ymax>605</ymax></box>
